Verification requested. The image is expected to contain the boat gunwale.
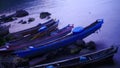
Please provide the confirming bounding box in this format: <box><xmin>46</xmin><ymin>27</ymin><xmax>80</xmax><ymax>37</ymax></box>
<box><xmin>32</xmin><ymin>46</ymin><xmax>118</xmax><ymax>68</ymax></box>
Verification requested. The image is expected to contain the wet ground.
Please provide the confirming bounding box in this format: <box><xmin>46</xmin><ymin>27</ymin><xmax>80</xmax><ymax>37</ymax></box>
<box><xmin>0</xmin><ymin>0</ymin><xmax>120</xmax><ymax>68</ymax></box>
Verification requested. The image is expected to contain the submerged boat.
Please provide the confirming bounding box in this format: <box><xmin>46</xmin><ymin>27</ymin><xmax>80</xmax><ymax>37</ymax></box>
<box><xmin>14</xmin><ymin>19</ymin><xmax>104</xmax><ymax>58</ymax></box>
<box><xmin>0</xmin><ymin>24</ymin><xmax>73</xmax><ymax>52</ymax></box>
<box><xmin>5</xmin><ymin>19</ymin><xmax>56</xmax><ymax>41</ymax></box>
<box><xmin>32</xmin><ymin>46</ymin><xmax>118</xmax><ymax>68</ymax></box>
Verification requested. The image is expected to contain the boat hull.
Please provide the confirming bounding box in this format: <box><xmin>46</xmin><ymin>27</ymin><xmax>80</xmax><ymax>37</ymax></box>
<box><xmin>0</xmin><ymin>20</ymin><xmax>59</xmax><ymax>52</ymax></box>
<box><xmin>5</xmin><ymin>19</ymin><xmax>55</xmax><ymax>41</ymax></box>
<box><xmin>33</xmin><ymin>46</ymin><xmax>118</xmax><ymax>68</ymax></box>
<box><xmin>14</xmin><ymin>19</ymin><xmax>104</xmax><ymax>58</ymax></box>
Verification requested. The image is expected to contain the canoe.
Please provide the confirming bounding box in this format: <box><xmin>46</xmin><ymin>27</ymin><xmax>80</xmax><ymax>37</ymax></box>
<box><xmin>0</xmin><ymin>20</ymin><xmax>59</xmax><ymax>51</ymax></box>
<box><xmin>0</xmin><ymin>24</ymin><xmax>73</xmax><ymax>52</ymax></box>
<box><xmin>32</xmin><ymin>46</ymin><xmax>118</xmax><ymax>68</ymax></box>
<box><xmin>9</xmin><ymin>19</ymin><xmax>59</xmax><ymax>45</ymax></box>
<box><xmin>5</xmin><ymin>19</ymin><xmax>55</xmax><ymax>41</ymax></box>
<box><xmin>14</xmin><ymin>19</ymin><xmax>104</xmax><ymax>58</ymax></box>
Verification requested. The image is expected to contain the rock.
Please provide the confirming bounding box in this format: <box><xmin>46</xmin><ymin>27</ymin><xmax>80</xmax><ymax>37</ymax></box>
<box><xmin>0</xmin><ymin>15</ymin><xmax>15</xmax><ymax>22</ymax></box>
<box><xmin>18</xmin><ymin>20</ymin><xmax>27</xmax><ymax>24</ymax></box>
<box><xmin>14</xmin><ymin>10</ymin><xmax>29</xmax><ymax>17</ymax></box>
<box><xmin>86</xmin><ymin>41</ymin><xmax>96</xmax><ymax>50</ymax></box>
<box><xmin>21</xmin><ymin>21</ymin><xmax>27</xmax><ymax>24</ymax></box>
<box><xmin>0</xmin><ymin>37</ymin><xmax>6</xmax><ymax>46</ymax></box>
<box><xmin>18</xmin><ymin>20</ymin><xmax>23</xmax><ymax>23</ymax></box>
<box><xmin>0</xmin><ymin>15</ymin><xmax>6</xmax><ymax>19</ymax></box>
<box><xmin>0</xmin><ymin>10</ymin><xmax>28</xmax><ymax>23</ymax></box>
<box><xmin>75</xmin><ymin>40</ymin><xmax>86</xmax><ymax>48</ymax></box>
<box><xmin>28</xmin><ymin>18</ymin><xmax>35</xmax><ymax>23</ymax></box>
<box><xmin>70</xmin><ymin>47</ymin><xmax>81</xmax><ymax>54</ymax></box>
<box><xmin>40</xmin><ymin>12</ymin><xmax>51</xmax><ymax>19</ymax></box>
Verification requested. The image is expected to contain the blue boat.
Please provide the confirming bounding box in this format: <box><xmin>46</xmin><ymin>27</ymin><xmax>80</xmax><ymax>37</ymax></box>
<box><xmin>0</xmin><ymin>23</ymin><xmax>73</xmax><ymax>52</ymax></box>
<box><xmin>0</xmin><ymin>20</ymin><xmax>59</xmax><ymax>52</ymax></box>
<box><xmin>14</xmin><ymin>19</ymin><xmax>104</xmax><ymax>58</ymax></box>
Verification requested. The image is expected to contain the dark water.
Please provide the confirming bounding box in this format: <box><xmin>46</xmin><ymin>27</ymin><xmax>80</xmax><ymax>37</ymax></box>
<box><xmin>0</xmin><ymin>0</ymin><xmax>120</xmax><ymax>68</ymax></box>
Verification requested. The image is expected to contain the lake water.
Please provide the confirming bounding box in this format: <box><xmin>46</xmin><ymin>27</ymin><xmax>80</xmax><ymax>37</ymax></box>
<box><xmin>0</xmin><ymin>0</ymin><xmax>120</xmax><ymax>67</ymax></box>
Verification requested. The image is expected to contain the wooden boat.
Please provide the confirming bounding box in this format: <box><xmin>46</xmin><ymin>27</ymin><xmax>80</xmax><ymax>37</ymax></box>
<box><xmin>0</xmin><ymin>20</ymin><xmax>59</xmax><ymax>51</ymax></box>
<box><xmin>13</xmin><ymin>19</ymin><xmax>104</xmax><ymax>58</ymax></box>
<box><xmin>8</xmin><ymin>19</ymin><xmax>59</xmax><ymax>44</ymax></box>
<box><xmin>32</xmin><ymin>46</ymin><xmax>118</xmax><ymax>68</ymax></box>
<box><xmin>0</xmin><ymin>24</ymin><xmax>73</xmax><ymax>68</ymax></box>
<box><xmin>0</xmin><ymin>22</ymin><xmax>74</xmax><ymax>52</ymax></box>
<box><xmin>5</xmin><ymin>19</ymin><xmax>55</xmax><ymax>41</ymax></box>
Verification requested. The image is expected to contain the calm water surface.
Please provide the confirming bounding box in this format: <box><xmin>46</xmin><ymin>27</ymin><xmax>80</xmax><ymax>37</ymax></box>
<box><xmin>0</xmin><ymin>0</ymin><xmax>120</xmax><ymax>67</ymax></box>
